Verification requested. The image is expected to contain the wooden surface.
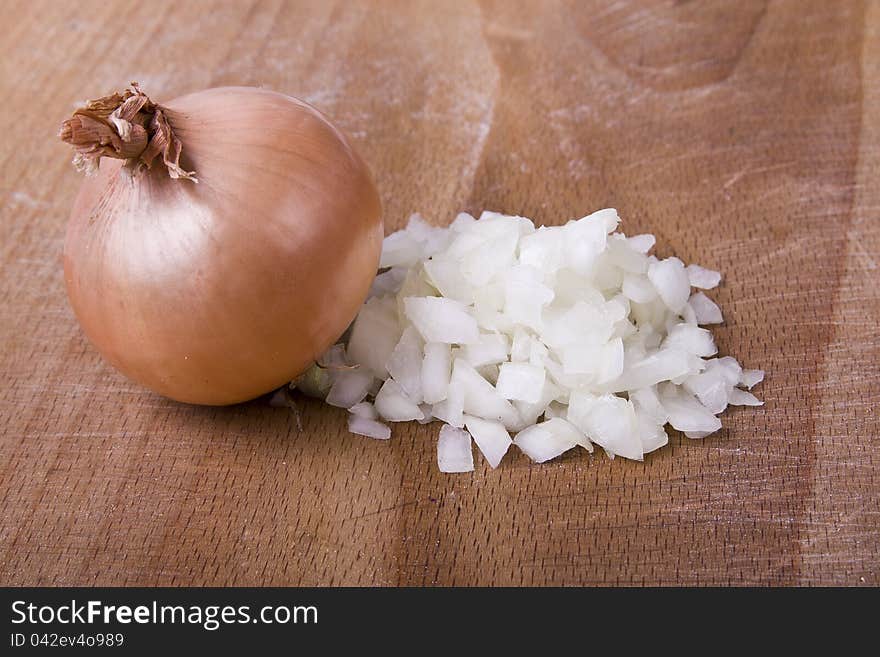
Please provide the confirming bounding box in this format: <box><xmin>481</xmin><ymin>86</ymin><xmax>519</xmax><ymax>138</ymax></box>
<box><xmin>1</xmin><ymin>0</ymin><xmax>878</xmax><ymax>586</ymax></box>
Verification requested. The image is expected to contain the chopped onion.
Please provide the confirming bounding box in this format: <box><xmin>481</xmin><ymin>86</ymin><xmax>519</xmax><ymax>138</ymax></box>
<box><xmin>729</xmin><ymin>388</ymin><xmax>764</xmax><ymax>406</ymax></box>
<box><xmin>454</xmin><ymin>359</ymin><xmax>520</xmax><ymax>429</ymax></box>
<box><xmin>626</xmin><ymin>233</ymin><xmax>656</xmax><ymax>254</ymax></box>
<box><xmin>380</xmin><ymin>231</ymin><xmax>423</xmax><ymax>269</ymax></box>
<box><xmin>386</xmin><ymin>327</ymin><xmax>424</xmax><ymax>401</ymax></box>
<box><xmin>663</xmin><ymin>324</ymin><xmax>717</xmax><ymax>358</ymax></box>
<box><xmin>403</xmin><ymin>296</ymin><xmax>480</xmax><ymax>344</ymax></box>
<box><xmin>568</xmin><ymin>392</ymin><xmax>642</xmax><ymax>460</ymax></box>
<box><xmin>622</xmin><ymin>272</ymin><xmax>658</xmax><ymax>303</ymax></box>
<box><xmin>374</xmin><ymin>379</ymin><xmax>423</xmax><ymax>421</ymax></box>
<box><xmin>305</xmin><ymin>209</ymin><xmax>762</xmax><ymax>472</ymax></box>
<box><xmin>739</xmin><ymin>369</ymin><xmax>765</xmax><ymax>389</ymax></box>
<box><xmin>495</xmin><ymin>362</ymin><xmax>546</xmax><ymax>403</ymax></box>
<box><xmin>347</xmin><ymin>297</ymin><xmax>401</xmax><ymax>378</ymax></box>
<box><xmin>513</xmin><ymin>418</ymin><xmax>584</xmax><ymax>462</ymax></box>
<box><xmin>432</xmin><ymin>372</ymin><xmax>465</xmax><ymax>428</ymax></box>
<box><xmin>348</xmin><ymin>414</ymin><xmax>391</xmax><ymax>440</ymax></box>
<box><xmin>348</xmin><ymin>401</ymin><xmax>378</xmax><ymax>419</ymax></box>
<box><xmin>464</xmin><ymin>415</ymin><xmax>512</xmax><ymax>468</ymax></box>
<box><xmin>326</xmin><ymin>367</ymin><xmax>374</xmax><ymax>408</ymax></box>
<box><xmin>687</xmin><ymin>264</ymin><xmax>722</xmax><ymax>290</ymax></box>
<box><xmin>648</xmin><ymin>257</ymin><xmax>691</xmax><ymax>313</ymax></box>
<box><xmin>421</xmin><ymin>342</ymin><xmax>452</xmax><ymax>404</ymax></box>
<box><xmin>688</xmin><ymin>291</ymin><xmax>723</xmax><ymax>325</ymax></box>
<box><xmin>437</xmin><ymin>425</ymin><xmax>474</xmax><ymax>473</ymax></box>
<box><xmin>461</xmin><ymin>333</ymin><xmax>509</xmax><ymax>367</ymax></box>
<box><xmin>659</xmin><ymin>385</ymin><xmax>722</xmax><ymax>435</ymax></box>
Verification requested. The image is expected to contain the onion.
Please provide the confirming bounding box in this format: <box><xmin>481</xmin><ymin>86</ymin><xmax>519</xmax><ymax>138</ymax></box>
<box><xmin>304</xmin><ymin>209</ymin><xmax>764</xmax><ymax>472</ymax></box>
<box><xmin>437</xmin><ymin>425</ymin><xmax>474</xmax><ymax>473</ymax></box>
<box><xmin>348</xmin><ymin>414</ymin><xmax>391</xmax><ymax>441</ymax></box>
<box><xmin>374</xmin><ymin>379</ymin><xmax>423</xmax><ymax>422</ymax></box>
<box><xmin>463</xmin><ymin>415</ymin><xmax>512</xmax><ymax>468</ymax></box>
<box><xmin>513</xmin><ymin>418</ymin><xmax>584</xmax><ymax>463</ymax></box>
<box><xmin>60</xmin><ymin>84</ymin><xmax>382</xmax><ymax>404</ymax></box>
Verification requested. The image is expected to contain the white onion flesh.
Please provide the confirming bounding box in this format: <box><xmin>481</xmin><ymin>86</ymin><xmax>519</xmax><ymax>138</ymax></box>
<box><xmin>303</xmin><ymin>210</ymin><xmax>763</xmax><ymax>472</ymax></box>
<box><xmin>464</xmin><ymin>415</ymin><xmax>512</xmax><ymax>469</ymax></box>
<box><xmin>687</xmin><ymin>264</ymin><xmax>722</xmax><ymax>290</ymax></box>
<box><xmin>325</xmin><ymin>368</ymin><xmax>374</xmax><ymax>409</ymax></box>
<box><xmin>437</xmin><ymin>425</ymin><xmax>475</xmax><ymax>473</ymax></box>
<box><xmin>513</xmin><ymin>418</ymin><xmax>585</xmax><ymax>463</ymax></box>
<box><xmin>688</xmin><ymin>291</ymin><xmax>723</xmax><ymax>325</ymax></box>
<box><xmin>739</xmin><ymin>369</ymin><xmax>765</xmax><ymax>389</ymax></box>
<box><xmin>348</xmin><ymin>413</ymin><xmax>391</xmax><ymax>440</ymax></box>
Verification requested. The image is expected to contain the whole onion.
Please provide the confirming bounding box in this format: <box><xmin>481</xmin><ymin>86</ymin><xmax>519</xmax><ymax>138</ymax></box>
<box><xmin>60</xmin><ymin>84</ymin><xmax>382</xmax><ymax>405</ymax></box>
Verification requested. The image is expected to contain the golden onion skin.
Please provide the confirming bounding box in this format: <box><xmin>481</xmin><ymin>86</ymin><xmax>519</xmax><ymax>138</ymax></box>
<box><xmin>63</xmin><ymin>87</ymin><xmax>382</xmax><ymax>405</ymax></box>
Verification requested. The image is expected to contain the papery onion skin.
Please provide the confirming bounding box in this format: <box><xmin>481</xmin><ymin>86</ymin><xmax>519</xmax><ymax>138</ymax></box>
<box><xmin>63</xmin><ymin>86</ymin><xmax>382</xmax><ymax>405</ymax></box>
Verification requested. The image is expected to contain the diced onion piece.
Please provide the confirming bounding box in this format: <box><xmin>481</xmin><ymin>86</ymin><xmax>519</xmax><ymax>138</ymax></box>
<box><xmin>347</xmin><ymin>296</ymin><xmax>401</xmax><ymax>378</ymax></box>
<box><xmin>603</xmin><ymin>348</ymin><xmax>691</xmax><ymax>392</ymax></box>
<box><xmin>659</xmin><ymin>385</ymin><xmax>722</xmax><ymax>435</ymax></box>
<box><xmin>627</xmin><ymin>234</ymin><xmax>656</xmax><ymax>254</ymax></box>
<box><xmin>348</xmin><ymin>401</ymin><xmax>378</xmax><ymax>420</ymax></box>
<box><xmin>728</xmin><ymin>388</ymin><xmax>764</xmax><ymax>406</ymax></box>
<box><xmin>513</xmin><ymin>418</ymin><xmax>583</xmax><ymax>463</ymax></box>
<box><xmin>380</xmin><ymin>230</ymin><xmax>423</xmax><ymax>268</ymax></box>
<box><xmin>567</xmin><ymin>391</ymin><xmax>642</xmax><ymax>461</ymax></box>
<box><xmin>630</xmin><ymin>386</ymin><xmax>668</xmax><ymax>424</ymax></box>
<box><xmin>326</xmin><ymin>368</ymin><xmax>374</xmax><ymax>408</ymax></box>
<box><xmin>715</xmin><ymin>356</ymin><xmax>743</xmax><ymax>386</ymax></box>
<box><xmin>663</xmin><ymin>324</ymin><xmax>717</xmax><ymax>358</ymax></box>
<box><xmin>509</xmin><ymin>328</ymin><xmax>532</xmax><ymax>362</ymax></box>
<box><xmin>404</xmin><ymin>213</ymin><xmax>451</xmax><ymax>258</ymax></box>
<box><xmin>596</xmin><ymin>338</ymin><xmax>624</xmax><ymax>383</ymax></box>
<box><xmin>687</xmin><ymin>264</ymin><xmax>722</xmax><ymax>289</ymax></box>
<box><xmin>563</xmin><ymin>212</ymin><xmax>610</xmax><ymax>276</ymax></box>
<box><xmin>421</xmin><ymin>342</ymin><xmax>452</xmax><ymax>404</ymax></box>
<box><xmin>529</xmin><ymin>339</ymin><xmax>549</xmax><ymax>366</ymax></box>
<box><xmin>503</xmin><ymin>265</ymin><xmax>554</xmax><ymax>331</ymax></box>
<box><xmin>688</xmin><ymin>291</ymin><xmax>723</xmax><ymax>325</ymax></box>
<box><xmin>648</xmin><ymin>257</ymin><xmax>690</xmax><ymax>313</ymax></box>
<box><xmin>348</xmin><ymin>414</ymin><xmax>391</xmax><ymax>440</ymax></box>
<box><xmin>513</xmin><ymin>379</ymin><xmax>562</xmax><ymax>427</ymax></box>
<box><xmin>464</xmin><ymin>415</ymin><xmax>512</xmax><ymax>468</ymax></box>
<box><xmin>636</xmin><ymin>411</ymin><xmax>668</xmax><ymax>454</ymax></box>
<box><xmin>622</xmin><ymin>273</ymin><xmax>658</xmax><ymax>303</ymax></box>
<box><xmin>453</xmin><ymin>359</ymin><xmax>521</xmax><ymax>429</ymax></box>
<box><xmin>461</xmin><ymin>333</ymin><xmax>509</xmax><ymax>367</ymax></box>
<box><xmin>519</xmin><ymin>227</ymin><xmax>565</xmax><ymax>273</ymax></box>
<box><xmin>369</xmin><ymin>267</ymin><xmax>407</xmax><ymax>299</ymax></box>
<box><xmin>374</xmin><ymin>379</ymin><xmax>424</xmax><ymax>421</ymax></box>
<box><xmin>458</xmin><ymin>225</ymin><xmax>519</xmax><ymax>286</ymax></box>
<box><xmin>423</xmin><ymin>255</ymin><xmax>474</xmax><ymax>303</ymax></box>
<box><xmin>683</xmin><ymin>367</ymin><xmax>731</xmax><ymax>415</ymax></box>
<box><xmin>432</xmin><ymin>382</ymin><xmax>465</xmax><ymax>428</ymax></box>
<box><xmin>403</xmin><ymin>296</ymin><xmax>479</xmax><ymax>345</ymax></box>
<box><xmin>606</xmin><ymin>235</ymin><xmax>648</xmax><ymax>273</ymax></box>
<box><xmin>495</xmin><ymin>362</ymin><xmax>546</xmax><ymax>403</ymax></box>
<box><xmin>739</xmin><ymin>369</ymin><xmax>765</xmax><ymax>389</ymax></box>
<box><xmin>386</xmin><ymin>327</ymin><xmax>424</xmax><ymax>401</ymax></box>
<box><xmin>437</xmin><ymin>424</ymin><xmax>474</xmax><ymax>473</ymax></box>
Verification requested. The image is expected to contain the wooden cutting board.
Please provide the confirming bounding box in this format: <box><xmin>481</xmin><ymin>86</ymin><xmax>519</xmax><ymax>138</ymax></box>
<box><xmin>1</xmin><ymin>0</ymin><xmax>877</xmax><ymax>586</ymax></box>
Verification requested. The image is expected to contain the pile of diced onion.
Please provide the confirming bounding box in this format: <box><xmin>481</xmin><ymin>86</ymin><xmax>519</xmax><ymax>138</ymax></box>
<box><xmin>290</xmin><ymin>209</ymin><xmax>763</xmax><ymax>473</ymax></box>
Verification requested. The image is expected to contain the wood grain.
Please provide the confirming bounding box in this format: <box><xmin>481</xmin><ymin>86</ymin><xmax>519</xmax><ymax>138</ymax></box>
<box><xmin>1</xmin><ymin>0</ymin><xmax>878</xmax><ymax>586</ymax></box>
